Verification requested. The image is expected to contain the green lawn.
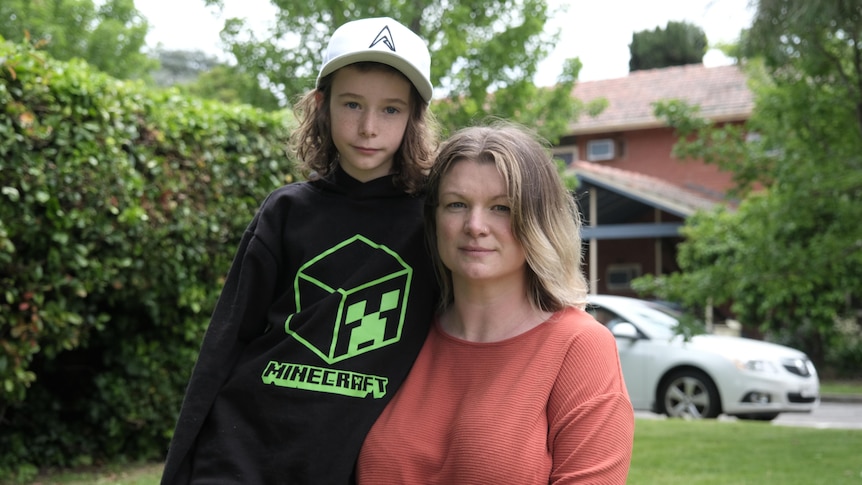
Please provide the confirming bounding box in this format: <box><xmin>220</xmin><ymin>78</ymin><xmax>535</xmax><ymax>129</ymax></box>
<box><xmin>31</xmin><ymin>417</ymin><xmax>862</xmax><ymax>484</ymax></box>
<box><xmin>821</xmin><ymin>379</ymin><xmax>862</xmax><ymax>396</ymax></box>
<box><xmin>29</xmin><ymin>462</ymin><xmax>163</xmax><ymax>485</ymax></box>
<box><xmin>629</xmin><ymin>419</ymin><xmax>862</xmax><ymax>485</ymax></box>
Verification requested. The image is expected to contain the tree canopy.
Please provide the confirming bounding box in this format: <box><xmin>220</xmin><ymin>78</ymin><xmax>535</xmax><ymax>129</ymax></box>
<box><xmin>151</xmin><ymin>48</ymin><xmax>281</xmax><ymax>110</ymax></box>
<box><xmin>151</xmin><ymin>49</ymin><xmax>223</xmax><ymax>86</ymax></box>
<box><xmin>2</xmin><ymin>0</ymin><xmax>592</xmax><ymax>141</ymax></box>
<box><xmin>203</xmin><ymin>0</ymin><xmax>585</xmax><ymax>140</ymax></box>
<box><xmin>0</xmin><ymin>0</ymin><xmax>156</xmax><ymax>80</ymax></box>
<box><xmin>629</xmin><ymin>20</ymin><xmax>707</xmax><ymax>72</ymax></box>
<box><xmin>637</xmin><ymin>0</ymin><xmax>862</xmax><ymax>371</ymax></box>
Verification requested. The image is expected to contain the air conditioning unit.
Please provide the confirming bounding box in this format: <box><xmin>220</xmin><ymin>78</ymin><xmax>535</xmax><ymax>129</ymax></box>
<box><xmin>586</xmin><ymin>139</ymin><xmax>615</xmax><ymax>162</ymax></box>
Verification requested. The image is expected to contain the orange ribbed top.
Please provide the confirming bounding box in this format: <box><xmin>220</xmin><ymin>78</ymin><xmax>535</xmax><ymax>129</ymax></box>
<box><xmin>356</xmin><ymin>307</ymin><xmax>634</xmax><ymax>484</ymax></box>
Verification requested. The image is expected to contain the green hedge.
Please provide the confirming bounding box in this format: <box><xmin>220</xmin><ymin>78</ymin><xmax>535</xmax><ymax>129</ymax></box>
<box><xmin>0</xmin><ymin>38</ymin><xmax>298</xmax><ymax>481</ymax></box>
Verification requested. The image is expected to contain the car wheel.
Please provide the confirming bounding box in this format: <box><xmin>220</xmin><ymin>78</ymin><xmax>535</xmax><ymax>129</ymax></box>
<box><xmin>657</xmin><ymin>369</ymin><xmax>721</xmax><ymax>419</ymax></box>
<box><xmin>734</xmin><ymin>413</ymin><xmax>779</xmax><ymax>422</ymax></box>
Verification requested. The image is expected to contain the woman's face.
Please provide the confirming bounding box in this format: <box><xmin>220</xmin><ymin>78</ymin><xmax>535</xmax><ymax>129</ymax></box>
<box><xmin>435</xmin><ymin>159</ymin><xmax>527</xmax><ymax>288</ymax></box>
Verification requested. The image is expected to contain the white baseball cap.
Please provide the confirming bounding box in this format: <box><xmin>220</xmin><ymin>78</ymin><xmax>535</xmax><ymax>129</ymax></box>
<box><xmin>317</xmin><ymin>17</ymin><xmax>433</xmax><ymax>103</ymax></box>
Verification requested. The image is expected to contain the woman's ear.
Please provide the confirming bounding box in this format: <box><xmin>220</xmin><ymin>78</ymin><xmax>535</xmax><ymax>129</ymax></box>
<box><xmin>314</xmin><ymin>90</ymin><xmax>324</xmax><ymax>109</ymax></box>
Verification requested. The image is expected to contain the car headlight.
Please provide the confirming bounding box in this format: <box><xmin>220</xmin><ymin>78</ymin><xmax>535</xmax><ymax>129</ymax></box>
<box><xmin>781</xmin><ymin>357</ymin><xmax>815</xmax><ymax>377</ymax></box>
<box><xmin>733</xmin><ymin>359</ymin><xmax>777</xmax><ymax>373</ymax></box>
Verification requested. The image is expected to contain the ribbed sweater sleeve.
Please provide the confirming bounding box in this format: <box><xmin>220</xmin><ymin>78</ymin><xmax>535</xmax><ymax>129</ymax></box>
<box><xmin>547</xmin><ymin>316</ymin><xmax>635</xmax><ymax>484</ymax></box>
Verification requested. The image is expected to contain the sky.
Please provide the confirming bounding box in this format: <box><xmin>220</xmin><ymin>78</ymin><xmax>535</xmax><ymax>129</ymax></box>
<box><xmin>135</xmin><ymin>0</ymin><xmax>756</xmax><ymax>86</ymax></box>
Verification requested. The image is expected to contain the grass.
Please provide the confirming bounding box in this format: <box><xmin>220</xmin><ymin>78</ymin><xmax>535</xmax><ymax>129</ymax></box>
<box><xmin>25</xmin><ymin>381</ymin><xmax>862</xmax><ymax>484</ymax></box>
<box><xmin>821</xmin><ymin>379</ymin><xmax>862</xmax><ymax>396</ymax></box>
<box><xmin>29</xmin><ymin>417</ymin><xmax>862</xmax><ymax>484</ymax></box>
<box><xmin>629</xmin><ymin>419</ymin><xmax>862</xmax><ymax>484</ymax></box>
<box><xmin>28</xmin><ymin>462</ymin><xmax>163</xmax><ymax>485</ymax></box>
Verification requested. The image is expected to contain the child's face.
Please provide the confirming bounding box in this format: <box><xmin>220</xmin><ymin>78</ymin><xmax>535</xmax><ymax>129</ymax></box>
<box><xmin>329</xmin><ymin>65</ymin><xmax>412</xmax><ymax>182</ymax></box>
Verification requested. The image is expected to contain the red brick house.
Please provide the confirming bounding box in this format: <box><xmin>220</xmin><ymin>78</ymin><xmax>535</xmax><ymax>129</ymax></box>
<box><xmin>555</xmin><ymin>64</ymin><xmax>754</xmax><ymax>296</ymax></box>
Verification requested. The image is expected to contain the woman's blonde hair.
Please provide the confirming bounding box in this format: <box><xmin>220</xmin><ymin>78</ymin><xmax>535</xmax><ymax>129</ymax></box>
<box><xmin>289</xmin><ymin>62</ymin><xmax>438</xmax><ymax>194</ymax></box>
<box><xmin>424</xmin><ymin>121</ymin><xmax>589</xmax><ymax>311</ymax></box>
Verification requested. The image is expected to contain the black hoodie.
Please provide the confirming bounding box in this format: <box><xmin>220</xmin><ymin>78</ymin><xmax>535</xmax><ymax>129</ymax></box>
<box><xmin>161</xmin><ymin>167</ymin><xmax>438</xmax><ymax>484</ymax></box>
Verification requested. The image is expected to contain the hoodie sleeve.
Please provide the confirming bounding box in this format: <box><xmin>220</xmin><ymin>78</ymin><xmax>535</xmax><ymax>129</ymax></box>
<box><xmin>161</xmin><ymin>195</ymin><xmax>281</xmax><ymax>484</ymax></box>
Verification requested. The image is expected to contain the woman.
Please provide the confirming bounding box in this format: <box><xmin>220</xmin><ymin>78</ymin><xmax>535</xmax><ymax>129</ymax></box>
<box><xmin>356</xmin><ymin>122</ymin><xmax>635</xmax><ymax>484</ymax></box>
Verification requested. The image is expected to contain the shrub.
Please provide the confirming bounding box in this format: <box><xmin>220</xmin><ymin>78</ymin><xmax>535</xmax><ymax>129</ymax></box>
<box><xmin>0</xmin><ymin>38</ymin><xmax>298</xmax><ymax>480</ymax></box>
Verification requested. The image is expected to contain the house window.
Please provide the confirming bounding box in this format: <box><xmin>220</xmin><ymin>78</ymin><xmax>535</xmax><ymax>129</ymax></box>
<box><xmin>552</xmin><ymin>145</ymin><xmax>578</xmax><ymax>166</ymax></box>
<box><xmin>586</xmin><ymin>139</ymin><xmax>615</xmax><ymax>161</ymax></box>
<box><xmin>606</xmin><ymin>263</ymin><xmax>642</xmax><ymax>290</ymax></box>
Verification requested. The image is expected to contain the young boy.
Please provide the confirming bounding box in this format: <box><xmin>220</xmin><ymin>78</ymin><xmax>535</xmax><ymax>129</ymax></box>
<box><xmin>160</xmin><ymin>17</ymin><xmax>439</xmax><ymax>484</ymax></box>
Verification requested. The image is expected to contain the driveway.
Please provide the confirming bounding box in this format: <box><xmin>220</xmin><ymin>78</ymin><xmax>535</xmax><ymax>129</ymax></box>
<box><xmin>635</xmin><ymin>396</ymin><xmax>862</xmax><ymax>430</ymax></box>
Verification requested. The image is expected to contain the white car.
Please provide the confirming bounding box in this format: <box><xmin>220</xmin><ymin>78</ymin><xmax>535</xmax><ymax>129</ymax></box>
<box><xmin>587</xmin><ymin>294</ymin><xmax>820</xmax><ymax>421</ymax></box>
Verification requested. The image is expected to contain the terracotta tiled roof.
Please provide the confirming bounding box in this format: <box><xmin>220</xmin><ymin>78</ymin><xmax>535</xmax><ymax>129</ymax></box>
<box><xmin>569</xmin><ymin>160</ymin><xmax>733</xmax><ymax>216</ymax></box>
<box><xmin>570</xmin><ymin>64</ymin><xmax>754</xmax><ymax>135</ymax></box>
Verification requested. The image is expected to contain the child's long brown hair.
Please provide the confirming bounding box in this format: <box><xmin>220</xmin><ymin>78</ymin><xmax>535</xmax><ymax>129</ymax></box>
<box><xmin>289</xmin><ymin>62</ymin><xmax>439</xmax><ymax>195</ymax></box>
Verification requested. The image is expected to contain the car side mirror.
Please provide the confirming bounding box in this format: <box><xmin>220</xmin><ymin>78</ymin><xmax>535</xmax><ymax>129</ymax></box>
<box><xmin>611</xmin><ymin>322</ymin><xmax>639</xmax><ymax>339</ymax></box>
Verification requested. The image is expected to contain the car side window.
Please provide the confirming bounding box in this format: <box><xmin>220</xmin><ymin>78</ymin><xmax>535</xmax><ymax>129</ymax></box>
<box><xmin>588</xmin><ymin>307</ymin><xmax>617</xmax><ymax>327</ymax></box>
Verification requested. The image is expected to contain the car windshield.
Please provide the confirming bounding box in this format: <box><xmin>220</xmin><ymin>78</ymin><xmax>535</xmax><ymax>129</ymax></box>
<box><xmin>621</xmin><ymin>302</ymin><xmax>680</xmax><ymax>339</ymax></box>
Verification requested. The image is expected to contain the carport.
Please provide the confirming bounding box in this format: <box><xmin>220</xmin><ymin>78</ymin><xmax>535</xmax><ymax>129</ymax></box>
<box><xmin>569</xmin><ymin>161</ymin><xmax>732</xmax><ymax>294</ymax></box>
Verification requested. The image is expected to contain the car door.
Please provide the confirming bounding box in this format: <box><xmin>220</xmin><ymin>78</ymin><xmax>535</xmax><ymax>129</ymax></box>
<box><xmin>609</xmin><ymin>320</ymin><xmax>651</xmax><ymax>411</ymax></box>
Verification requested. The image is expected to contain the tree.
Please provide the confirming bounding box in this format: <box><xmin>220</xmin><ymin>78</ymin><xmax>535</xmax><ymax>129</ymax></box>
<box><xmin>635</xmin><ymin>0</ymin><xmax>862</xmax><ymax>372</ymax></box>
<box><xmin>0</xmin><ymin>0</ymin><xmax>156</xmax><ymax>80</ymax></box>
<box><xmin>151</xmin><ymin>48</ymin><xmax>281</xmax><ymax>109</ymax></box>
<box><xmin>151</xmin><ymin>49</ymin><xmax>223</xmax><ymax>86</ymax></box>
<box><xmin>629</xmin><ymin>20</ymin><xmax>707</xmax><ymax>72</ymax></box>
<box><xmin>203</xmin><ymin>0</ymin><xmax>584</xmax><ymax>141</ymax></box>
<box><xmin>183</xmin><ymin>65</ymin><xmax>282</xmax><ymax>110</ymax></box>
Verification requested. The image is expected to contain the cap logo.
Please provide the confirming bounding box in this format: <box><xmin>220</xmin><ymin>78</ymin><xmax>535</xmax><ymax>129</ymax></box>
<box><xmin>369</xmin><ymin>26</ymin><xmax>396</xmax><ymax>52</ymax></box>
